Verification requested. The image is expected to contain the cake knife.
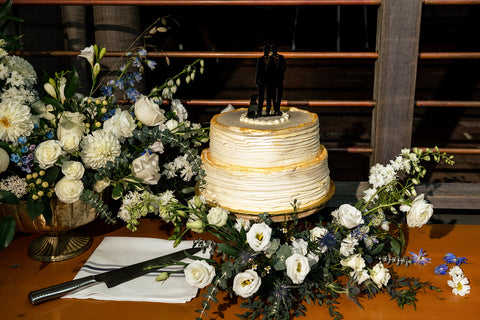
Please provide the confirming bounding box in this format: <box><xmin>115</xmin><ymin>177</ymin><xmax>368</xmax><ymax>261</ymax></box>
<box><xmin>28</xmin><ymin>247</ymin><xmax>201</xmax><ymax>305</ymax></box>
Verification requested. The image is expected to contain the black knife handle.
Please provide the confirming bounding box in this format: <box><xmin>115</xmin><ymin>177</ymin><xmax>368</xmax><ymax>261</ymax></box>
<box><xmin>29</xmin><ymin>275</ymin><xmax>98</xmax><ymax>305</ymax></box>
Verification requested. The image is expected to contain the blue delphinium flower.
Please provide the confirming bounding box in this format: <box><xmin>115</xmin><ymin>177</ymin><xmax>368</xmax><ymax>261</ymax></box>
<box><xmin>101</xmin><ymin>85</ymin><xmax>113</xmax><ymax>97</ymax></box>
<box><xmin>20</xmin><ymin>146</ymin><xmax>28</xmax><ymax>154</ymax></box>
<box><xmin>17</xmin><ymin>136</ymin><xmax>27</xmax><ymax>144</ymax></box>
<box><xmin>443</xmin><ymin>253</ymin><xmax>467</xmax><ymax>266</ymax></box>
<box><xmin>434</xmin><ymin>264</ymin><xmax>449</xmax><ymax>275</ymax></box>
<box><xmin>137</xmin><ymin>49</ymin><xmax>147</xmax><ymax>57</ymax></box>
<box><xmin>10</xmin><ymin>153</ymin><xmax>20</xmax><ymax>163</ymax></box>
<box><xmin>126</xmin><ymin>87</ymin><xmax>141</xmax><ymax>102</ymax></box>
<box><xmin>409</xmin><ymin>248</ymin><xmax>431</xmax><ymax>265</ymax></box>
<box><xmin>46</xmin><ymin>131</ymin><xmax>54</xmax><ymax>139</ymax></box>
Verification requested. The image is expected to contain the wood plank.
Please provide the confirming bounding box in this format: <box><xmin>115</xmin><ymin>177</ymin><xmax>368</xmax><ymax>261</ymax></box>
<box><xmin>372</xmin><ymin>0</ymin><xmax>423</xmax><ymax>164</ymax></box>
<box><xmin>329</xmin><ymin>181</ymin><xmax>480</xmax><ymax>210</ymax></box>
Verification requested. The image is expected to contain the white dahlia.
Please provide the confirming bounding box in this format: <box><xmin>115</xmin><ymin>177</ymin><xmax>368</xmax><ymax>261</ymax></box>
<box><xmin>5</xmin><ymin>55</ymin><xmax>37</xmax><ymax>89</ymax></box>
<box><xmin>80</xmin><ymin>129</ymin><xmax>121</xmax><ymax>169</ymax></box>
<box><xmin>0</xmin><ymin>100</ymin><xmax>34</xmax><ymax>142</ymax></box>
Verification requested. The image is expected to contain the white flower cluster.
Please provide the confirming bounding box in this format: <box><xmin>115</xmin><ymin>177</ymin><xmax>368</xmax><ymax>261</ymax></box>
<box><xmin>447</xmin><ymin>266</ymin><xmax>470</xmax><ymax>296</ymax></box>
<box><xmin>0</xmin><ymin>175</ymin><xmax>28</xmax><ymax>198</ymax></box>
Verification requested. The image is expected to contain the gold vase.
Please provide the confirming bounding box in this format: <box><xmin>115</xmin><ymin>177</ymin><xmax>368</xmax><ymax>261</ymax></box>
<box><xmin>0</xmin><ymin>198</ymin><xmax>98</xmax><ymax>262</ymax></box>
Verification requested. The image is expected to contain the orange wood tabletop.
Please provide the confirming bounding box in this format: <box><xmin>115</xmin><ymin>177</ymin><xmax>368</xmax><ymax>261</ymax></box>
<box><xmin>1</xmin><ymin>220</ymin><xmax>478</xmax><ymax>320</ymax></box>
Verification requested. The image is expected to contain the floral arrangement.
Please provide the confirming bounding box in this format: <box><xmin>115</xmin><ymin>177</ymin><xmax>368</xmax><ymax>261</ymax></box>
<box><xmin>0</xmin><ymin>35</ymin><xmax>208</xmax><ymax>250</ymax></box>
<box><xmin>120</xmin><ymin>147</ymin><xmax>455</xmax><ymax>320</ymax></box>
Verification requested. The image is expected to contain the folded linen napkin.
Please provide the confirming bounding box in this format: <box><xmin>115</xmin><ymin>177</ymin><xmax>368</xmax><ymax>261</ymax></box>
<box><xmin>64</xmin><ymin>236</ymin><xmax>210</xmax><ymax>303</ymax></box>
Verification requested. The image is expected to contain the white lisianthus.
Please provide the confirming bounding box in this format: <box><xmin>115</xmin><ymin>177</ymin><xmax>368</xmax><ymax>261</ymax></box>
<box><xmin>233</xmin><ymin>269</ymin><xmax>261</xmax><ymax>298</ymax></box>
<box><xmin>149</xmin><ymin>140</ymin><xmax>164</xmax><ymax>153</ymax></box>
<box><xmin>60</xmin><ymin>133</ymin><xmax>81</xmax><ymax>153</ymax></box>
<box><xmin>35</xmin><ymin>140</ymin><xmax>64</xmax><ymax>169</ymax></box>
<box><xmin>207</xmin><ymin>206</ymin><xmax>229</xmax><ymax>227</ymax></box>
<box><xmin>0</xmin><ymin>147</ymin><xmax>9</xmax><ymax>173</ymax></box>
<box><xmin>246</xmin><ymin>222</ymin><xmax>272</xmax><ymax>252</ymax></box>
<box><xmin>285</xmin><ymin>253</ymin><xmax>311</xmax><ymax>284</ymax></box>
<box><xmin>0</xmin><ymin>100</ymin><xmax>34</xmax><ymax>143</ymax></box>
<box><xmin>165</xmin><ymin>119</ymin><xmax>179</xmax><ymax>132</ymax></box>
<box><xmin>61</xmin><ymin>161</ymin><xmax>85</xmax><ymax>180</ymax></box>
<box><xmin>184</xmin><ymin>260</ymin><xmax>215</xmax><ymax>289</ymax></box>
<box><xmin>80</xmin><ymin>130</ymin><xmax>121</xmax><ymax>169</ymax></box>
<box><xmin>78</xmin><ymin>45</ymin><xmax>95</xmax><ymax>67</ymax></box>
<box><xmin>350</xmin><ymin>269</ymin><xmax>370</xmax><ymax>284</ymax></box>
<box><xmin>134</xmin><ymin>95</ymin><xmax>167</xmax><ymax>126</ymax></box>
<box><xmin>332</xmin><ymin>204</ymin><xmax>364</xmax><ymax>229</ymax></box>
<box><xmin>405</xmin><ymin>194</ymin><xmax>433</xmax><ymax>228</ymax></box>
<box><xmin>43</xmin><ymin>82</ymin><xmax>57</xmax><ymax>99</ymax></box>
<box><xmin>186</xmin><ymin>218</ymin><xmax>205</xmax><ymax>233</ymax></box>
<box><xmin>93</xmin><ymin>178</ymin><xmax>110</xmax><ymax>193</ymax></box>
<box><xmin>103</xmin><ymin>108</ymin><xmax>136</xmax><ymax>140</ymax></box>
<box><xmin>171</xmin><ymin>99</ymin><xmax>188</xmax><ymax>122</ymax></box>
<box><xmin>57</xmin><ymin>111</ymin><xmax>86</xmax><ymax>140</ymax></box>
<box><xmin>131</xmin><ymin>152</ymin><xmax>161</xmax><ymax>185</ymax></box>
<box><xmin>291</xmin><ymin>238</ymin><xmax>308</xmax><ymax>256</ymax></box>
<box><xmin>309</xmin><ymin>226</ymin><xmax>328</xmax><ymax>241</ymax></box>
<box><xmin>340</xmin><ymin>253</ymin><xmax>366</xmax><ymax>272</ymax></box>
<box><xmin>54</xmin><ymin>177</ymin><xmax>84</xmax><ymax>203</ymax></box>
<box><xmin>339</xmin><ymin>234</ymin><xmax>359</xmax><ymax>257</ymax></box>
<box><xmin>370</xmin><ymin>262</ymin><xmax>391</xmax><ymax>288</ymax></box>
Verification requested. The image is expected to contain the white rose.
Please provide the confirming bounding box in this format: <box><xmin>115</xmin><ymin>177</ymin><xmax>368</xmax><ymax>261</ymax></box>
<box><xmin>340</xmin><ymin>253</ymin><xmax>366</xmax><ymax>272</ymax></box>
<box><xmin>134</xmin><ymin>95</ymin><xmax>166</xmax><ymax>126</ymax></box>
<box><xmin>332</xmin><ymin>204</ymin><xmax>364</xmax><ymax>229</ymax></box>
<box><xmin>246</xmin><ymin>222</ymin><xmax>272</xmax><ymax>252</ymax></box>
<box><xmin>93</xmin><ymin>178</ymin><xmax>110</xmax><ymax>193</ymax></box>
<box><xmin>207</xmin><ymin>206</ymin><xmax>229</xmax><ymax>227</ymax></box>
<box><xmin>285</xmin><ymin>253</ymin><xmax>311</xmax><ymax>284</ymax></box>
<box><xmin>184</xmin><ymin>260</ymin><xmax>215</xmax><ymax>289</ymax></box>
<box><xmin>103</xmin><ymin>108</ymin><xmax>136</xmax><ymax>140</ymax></box>
<box><xmin>233</xmin><ymin>269</ymin><xmax>261</xmax><ymax>298</ymax></box>
<box><xmin>131</xmin><ymin>152</ymin><xmax>161</xmax><ymax>185</ymax></box>
<box><xmin>370</xmin><ymin>262</ymin><xmax>391</xmax><ymax>288</ymax></box>
<box><xmin>406</xmin><ymin>194</ymin><xmax>433</xmax><ymax>228</ymax></box>
<box><xmin>0</xmin><ymin>147</ymin><xmax>9</xmax><ymax>173</ymax></box>
<box><xmin>35</xmin><ymin>140</ymin><xmax>64</xmax><ymax>169</ymax></box>
<box><xmin>61</xmin><ymin>161</ymin><xmax>85</xmax><ymax>179</ymax></box>
<box><xmin>57</xmin><ymin>111</ymin><xmax>86</xmax><ymax>140</ymax></box>
<box><xmin>60</xmin><ymin>133</ymin><xmax>81</xmax><ymax>153</ymax></box>
<box><xmin>55</xmin><ymin>177</ymin><xmax>84</xmax><ymax>203</ymax></box>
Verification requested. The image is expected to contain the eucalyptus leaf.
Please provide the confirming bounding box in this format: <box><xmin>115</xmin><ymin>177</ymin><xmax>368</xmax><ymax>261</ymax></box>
<box><xmin>390</xmin><ymin>238</ymin><xmax>401</xmax><ymax>256</ymax></box>
<box><xmin>217</xmin><ymin>243</ymin><xmax>238</xmax><ymax>257</ymax></box>
<box><xmin>0</xmin><ymin>190</ymin><xmax>20</xmax><ymax>204</ymax></box>
<box><xmin>0</xmin><ymin>216</ymin><xmax>15</xmax><ymax>251</ymax></box>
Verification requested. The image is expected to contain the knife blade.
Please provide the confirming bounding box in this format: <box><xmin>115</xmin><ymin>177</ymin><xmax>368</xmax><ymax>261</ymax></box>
<box><xmin>28</xmin><ymin>247</ymin><xmax>201</xmax><ymax>305</ymax></box>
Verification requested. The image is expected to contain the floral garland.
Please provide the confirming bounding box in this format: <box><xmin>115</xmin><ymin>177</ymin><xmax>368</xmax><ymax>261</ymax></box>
<box><xmin>120</xmin><ymin>147</ymin><xmax>455</xmax><ymax>320</ymax></box>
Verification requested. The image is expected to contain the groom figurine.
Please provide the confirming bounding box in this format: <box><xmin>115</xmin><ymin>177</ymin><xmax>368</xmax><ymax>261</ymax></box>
<box><xmin>269</xmin><ymin>44</ymin><xmax>286</xmax><ymax>116</ymax></box>
<box><xmin>255</xmin><ymin>44</ymin><xmax>270</xmax><ymax>117</ymax></box>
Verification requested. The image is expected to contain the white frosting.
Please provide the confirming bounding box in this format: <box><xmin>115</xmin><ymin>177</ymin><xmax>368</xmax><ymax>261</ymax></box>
<box><xmin>239</xmin><ymin>112</ymin><xmax>290</xmax><ymax>125</ymax></box>
<box><xmin>209</xmin><ymin>108</ymin><xmax>319</xmax><ymax>168</ymax></box>
<box><xmin>200</xmin><ymin>107</ymin><xmax>331</xmax><ymax>215</ymax></box>
<box><xmin>201</xmin><ymin>146</ymin><xmax>330</xmax><ymax>215</ymax></box>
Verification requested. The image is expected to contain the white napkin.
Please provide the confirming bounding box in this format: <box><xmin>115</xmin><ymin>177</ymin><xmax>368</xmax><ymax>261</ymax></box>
<box><xmin>63</xmin><ymin>236</ymin><xmax>210</xmax><ymax>303</ymax></box>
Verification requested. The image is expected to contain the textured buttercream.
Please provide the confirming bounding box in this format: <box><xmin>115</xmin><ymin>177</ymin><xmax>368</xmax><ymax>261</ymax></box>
<box><xmin>200</xmin><ymin>107</ymin><xmax>331</xmax><ymax>215</ymax></box>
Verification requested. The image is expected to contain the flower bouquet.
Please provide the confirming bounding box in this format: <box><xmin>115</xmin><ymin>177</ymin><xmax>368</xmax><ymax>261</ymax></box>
<box><xmin>0</xmin><ymin>37</ymin><xmax>208</xmax><ymax>251</ymax></box>
<box><xmin>120</xmin><ymin>147</ymin><xmax>454</xmax><ymax>320</ymax></box>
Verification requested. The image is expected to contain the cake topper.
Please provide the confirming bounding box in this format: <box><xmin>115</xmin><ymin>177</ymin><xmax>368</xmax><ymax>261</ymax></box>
<box><xmin>253</xmin><ymin>44</ymin><xmax>287</xmax><ymax>118</ymax></box>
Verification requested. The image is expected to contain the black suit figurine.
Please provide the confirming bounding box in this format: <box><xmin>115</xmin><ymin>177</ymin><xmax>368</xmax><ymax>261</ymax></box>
<box><xmin>255</xmin><ymin>45</ymin><xmax>270</xmax><ymax>117</ymax></box>
<box><xmin>270</xmin><ymin>44</ymin><xmax>286</xmax><ymax>116</ymax></box>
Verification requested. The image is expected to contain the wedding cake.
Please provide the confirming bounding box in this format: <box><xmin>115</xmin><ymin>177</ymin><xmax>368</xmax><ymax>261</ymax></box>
<box><xmin>200</xmin><ymin>107</ymin><xmax>332</xmax><ymax>217</ymax></box>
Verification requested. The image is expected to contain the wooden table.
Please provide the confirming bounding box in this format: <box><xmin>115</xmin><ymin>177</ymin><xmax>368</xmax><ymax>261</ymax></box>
<box><xmin>1</xmin><ymin>220</ymin><xmax>478</xmax><ymax>320</ymax></box>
